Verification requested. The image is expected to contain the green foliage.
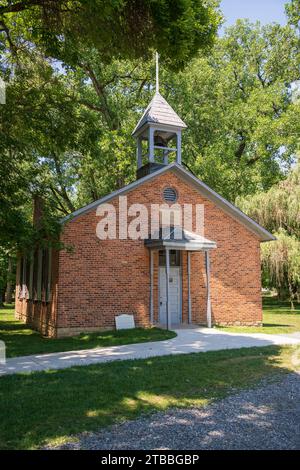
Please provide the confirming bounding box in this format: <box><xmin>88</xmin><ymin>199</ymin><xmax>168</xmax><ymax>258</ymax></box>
<box><xmin>171</xmin><ymin>20</ymin><xmax>300</xmax><ymax>200</ymax></box>
<box><xmin>0</xmin><ymin>15</ymin><xmax>299</xmax><ymax>264</ymax></box>
<box><xmin>0</xmin><ymin>53</ymin><xmax>79</xmax><ymax>252</ymax></box>
<box><xmin>237</xmin><ymin>163</ymin><xmax>300</xmax><ymax>304</ymax></box>
<box><xmin>236</xmin><ymin>162</ymin><xmax>300</xmax><ymax>238</ymax></box>
<box><xmin>0</xmin><ymin>0</ymin><xmax>221</xmax><ymax>69</ymax></box>
<box><xmin>54</xmin><ymin>20</ymin><xmax>300</xmax><ymax>204</ymax></box>
<box><xmin>61</xmin><ymin>20</ymin><xmax>300</xmax><ymax>203</ymax></box>
<box><xmin>0</xmin><ymin>249</ymin><xmax>8</xmax><ymax>298</ymax></box>
<box><xmin>286</xmin><ymin>0</ymin><xmax>300</xmax><ymax>31</ymax></box>
<box><xmin>262</xmin><ymin>229</ymin><xmax>300</xmax><ymax>304</ymax></box>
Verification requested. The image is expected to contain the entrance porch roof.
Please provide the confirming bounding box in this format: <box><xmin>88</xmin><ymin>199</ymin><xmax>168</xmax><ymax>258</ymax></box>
<box><xmin>144</xmin><ymin>227</ymin><xmax>217</xmax><ymax>251</ymax></box>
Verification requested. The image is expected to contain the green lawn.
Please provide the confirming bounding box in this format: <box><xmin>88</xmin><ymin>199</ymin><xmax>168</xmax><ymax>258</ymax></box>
<box><xmin>0</xmin><ymin>344</ymin><xmax>299</xmax><ymax>450</ymax></box>
<box><xmin>217</xmin><ymin>297</ymin><xmax>300</xmax><ymax>334</ymax></box>
<box><xmin>1</xmin><ymin>297</ymin><xmax>299</xmax><ymax>358</ymax></box>
<box><xmin>0</xmin><ymin>304</ymin><xmax>176</xmax><ymax>358</ymax></box>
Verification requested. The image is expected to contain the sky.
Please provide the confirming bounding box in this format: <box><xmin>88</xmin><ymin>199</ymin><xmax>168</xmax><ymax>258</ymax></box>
<box><xmin>220</xmin><ymin>0</ymin><xmax>288</xmax><ymax>32</ymax></box>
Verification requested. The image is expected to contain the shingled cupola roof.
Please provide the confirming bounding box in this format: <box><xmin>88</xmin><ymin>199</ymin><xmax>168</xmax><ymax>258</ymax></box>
<box><xmin>132</xmin><ymin>91</ymin><xmax>187</xmax><ymax>137</ymax></box>
<box><xmin>133</xmin><ymin>53</ymin><xmax>187</xmax><ymax>179</ymax></box>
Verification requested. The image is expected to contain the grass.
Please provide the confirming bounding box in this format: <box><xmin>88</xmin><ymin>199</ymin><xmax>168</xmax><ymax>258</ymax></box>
<box><xmin>0</xmin><ymin>344</ymin><xmax>299</xmax><ymax>450</ymax></box>
<box><xmin>217</xmin><ymin>297</ymin><xmax>300</xmax><ymax>334</ymax></box>
<box><xmin>1</xmin><ymin>296</ymin><xmax>299</xmax><ymax>358</ymax></box>
<box><xmin>0</xmin><ymin>304</ymin><xmax>176</xmax><ymax>358</ymax></box>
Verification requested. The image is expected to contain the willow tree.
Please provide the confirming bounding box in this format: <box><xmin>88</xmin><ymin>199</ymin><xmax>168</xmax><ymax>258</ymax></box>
<box><xmin>262</xmin><ymin>230</ymin><xmax>300</xmax><ymax>307</ymax></box>
<box><xmin>237</xmin><ymin>163</ymin><xmax>300</xmax><ymax>306</ymax></box>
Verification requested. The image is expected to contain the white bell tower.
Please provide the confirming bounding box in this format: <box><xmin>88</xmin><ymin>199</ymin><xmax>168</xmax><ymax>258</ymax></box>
<box><xmin>132</xmin><ymin>53</ymin><xmax>187</xmax><ymax>179</ymax></box>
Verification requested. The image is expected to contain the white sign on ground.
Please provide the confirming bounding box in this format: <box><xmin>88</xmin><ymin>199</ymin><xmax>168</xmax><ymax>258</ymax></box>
<box><xmin>115</xmin><ymin>314</ymin><xmax>135</xmax><ymax>330</ymax></box>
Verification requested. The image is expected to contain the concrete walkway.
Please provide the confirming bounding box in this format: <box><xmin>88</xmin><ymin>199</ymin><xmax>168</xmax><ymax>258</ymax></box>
<box><xmin>1</xmin><ymin>328</ymin><xmax>300</xmax><ymax>377</ymax></box>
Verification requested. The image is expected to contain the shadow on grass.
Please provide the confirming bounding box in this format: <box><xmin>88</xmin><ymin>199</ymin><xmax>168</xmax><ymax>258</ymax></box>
<box><xmin>0</xmin><ymin>344</ymin><xmax>297</xmax><ymax>450</ymax></box>
<box><xmin>263</xmin><ymin>297</ymin><xmax>300</xmax><ymax>313</ymax></box>
<box><xmin>65</xmin><ymin>372</ymin><xmax>300</xmax><ymax>450</ymax></box>
<box><xmin>0</xmin><ymin>304</ymin><xmax>175</xmax><ymax>358</ymax></box>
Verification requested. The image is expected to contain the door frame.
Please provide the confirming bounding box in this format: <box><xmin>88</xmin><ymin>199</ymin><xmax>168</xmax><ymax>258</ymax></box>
<box><xmin>158</xmin><ymin>263</ymin><xmax>183</xmax><ymax>326</ymax></box>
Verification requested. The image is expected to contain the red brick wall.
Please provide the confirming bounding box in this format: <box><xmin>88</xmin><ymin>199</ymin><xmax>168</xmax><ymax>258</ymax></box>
<box><xmin>54</xmin><ymin>170</ymin><xmax>262</xmax><ymax>336</ymax></box>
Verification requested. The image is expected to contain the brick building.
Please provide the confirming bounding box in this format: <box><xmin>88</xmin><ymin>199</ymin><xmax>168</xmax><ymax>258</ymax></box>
<box><xmin>15</xmin><ymin>89</ymin><xmax>275</xmax><ymax>337</ymax></box>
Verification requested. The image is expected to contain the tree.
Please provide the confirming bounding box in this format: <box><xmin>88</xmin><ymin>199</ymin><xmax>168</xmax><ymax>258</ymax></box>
<box><xmin>262</xmin><ymin>229</ymin><xmax>300</xmax><ymax>307</ymax></box>
<box><xmin>50</xmin><ymin>20</ymin><xmax>299</xmax><ymax>204</ymax></box>
<box><xmin>0</xmin><ymin>249</ymin><xmax>15</xmax><ymax>306</ymax></box>
<box><xmin>1</xmin><ymin>17</ymin><xmax>299</xmax><ymax>257</ymax></box>
<box><xmin>0</xmin><ymin>0</ymin><xmax>221</xmax><ymax>69</ymax></box>
<box><xmin>0</xmin><ymin>1</ymin><xmax>222</xmax><ymax>260</ymax></box>
<box><xmin>237</xmin><ymin>162</ymin><xmax>300</xmax><ymax>306</ymax></box>
<box><xmin>5</xmin><ymin>255</ymin><xmax>13</xmax><ymax>303</ymax></box>
<box><xmin>286</xmin><ymin>0</ymin><xmax>300</xmax><ymax>32</ymax></box>
<box><xmin>0</xmin><ymin>50</ymin><xmax>81</xmax><ymax>251</ymax></box>
<box><xmin>169</xmin><ymin>20</ymin><xmax>300</xmax><ymax>200</ymax></box>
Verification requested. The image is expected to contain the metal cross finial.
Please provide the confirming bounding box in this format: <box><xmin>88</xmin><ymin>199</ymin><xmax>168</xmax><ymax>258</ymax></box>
<box><xmin>155</xmin><ymin>51</ymin><xmax>159</xmax><ymax>93</ymax></box>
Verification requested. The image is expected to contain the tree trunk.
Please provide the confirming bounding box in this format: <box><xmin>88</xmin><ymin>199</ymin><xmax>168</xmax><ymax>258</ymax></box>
<box><xmin>277</xmin><ymin>287</ymin><xmax>287</xmax><ymax>301</ymax></box>
<box><xmin>0</xmin><ymin>290</ymin><xmax>4</xmax><ymax>308</ymax></box>
<box><xmin>5</xmin><ymin>257</ymin><xmax>13</xmax><ymax>304</ymax></box>
<box><xmin>288</xmin><ymin>282</ymin><xmax>295</xmax><ymax>311</ymax></box>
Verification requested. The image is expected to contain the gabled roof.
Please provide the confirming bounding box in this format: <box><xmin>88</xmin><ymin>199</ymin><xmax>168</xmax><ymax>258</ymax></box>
<box><xmin>61</xmin><ymin>163</ymin><xmax>276</xmax><ymax>243</ymax></box>
<box><xmin>132</xmin><ymin>92</ymin><xmax>187</xmax><ymax>136</ymax></box>
<box><xmin>145</xmin><ymin>227</ymin><xmax>217</xmax><ymax>251</ymax></box>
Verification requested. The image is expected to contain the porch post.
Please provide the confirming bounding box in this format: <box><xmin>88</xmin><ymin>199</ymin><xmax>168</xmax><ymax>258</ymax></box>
<box><xmin>205</xmin><ymin>251</ymin><xmax>212</xmax><ymax>328</ymax></box>
<box><xmin>136</xmin><ymin>137</ymin><xmax>143</xmax><ymax>169</ymax></box>
<box><xmin>149</xmin><ymin>127</ymin><xmax>155</xmax><ymax>162</ymax></box>
<box><xmin>165</xmin><ymin>248</ymin><xmax>171</xmax><ymax>330</ymax></box>
<box><xmin>149</xmin><ymin>250</ymin><xmax>154</xmax><ymax>324</ymax></box>
<box><xmin>176</xmin><ymin>131</ymin><xmax>182</xmax><ymax>165</ymax></box>
<box><xmin>187</xmin><ymin>251</ymin><xmax>192</xmax><ymax>324</ymax></box>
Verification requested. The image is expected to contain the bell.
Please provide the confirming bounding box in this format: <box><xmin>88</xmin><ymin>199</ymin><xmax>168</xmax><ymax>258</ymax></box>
<box><xmin>154</xmin><ymin>135</ymin><xmax>168</xmax><ymax>147</ymax></box>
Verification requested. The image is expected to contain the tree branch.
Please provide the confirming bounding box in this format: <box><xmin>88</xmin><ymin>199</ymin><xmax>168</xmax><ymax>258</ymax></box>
<box><xmin>79</xmin><ymin>99</ymin><xmax>106</xmax><ymax>114</ymax></box>
<box><xmin>78</xmin><ymin>62</ymin><xmax>117</xmax><ymax>128</ymax></box>
<box><xmin>49</xmin><ymin>185</ymin><xmax>69</xmax><ymax>215</ymax></box>
<box><xmin>235</xmin><ymin>134</ymin><xmax>247</xmax><ymax>160</ymax></box>
<box><xmin>0</xmin><ymin>19</ymin><xmax>17</xmax><ymax>54</ymax></box>
<box><xmin>0</xmin><ymin>0</ymin><xmax>70</xmax><ymax>15</ymax></box>
<box><xmin>51</xmin><ymin>153</ymin><xmax>76</xmax><ymax>213</ymax></box>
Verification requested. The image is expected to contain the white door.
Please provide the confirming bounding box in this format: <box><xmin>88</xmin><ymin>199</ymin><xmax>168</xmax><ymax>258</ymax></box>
<box><xmin>159</xmin><ymin>267</ymin><xmax>181</xmax><ymax>326</ymax></box>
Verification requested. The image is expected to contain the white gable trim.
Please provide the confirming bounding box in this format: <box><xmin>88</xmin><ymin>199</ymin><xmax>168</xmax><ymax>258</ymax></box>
<box><xmin>61</xmin><ymin>163</ymin><xmax>275</xmax><ymax>242</ymax></box>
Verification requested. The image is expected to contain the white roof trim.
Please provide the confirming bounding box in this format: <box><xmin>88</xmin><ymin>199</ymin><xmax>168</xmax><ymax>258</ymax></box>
<box><xmin>146</xmin><ymin>241</ymin><xmax>216</xmax><ymax>251</ymax></box>
<box><xmin>61</xmin><ymin>163</ymin><xmax>276</xmax><ymax>242</ymax></box>
<box><xmin>145</xmin><ymin>227</ymin><xmax>217</xmax><ymax>251</ymax></box>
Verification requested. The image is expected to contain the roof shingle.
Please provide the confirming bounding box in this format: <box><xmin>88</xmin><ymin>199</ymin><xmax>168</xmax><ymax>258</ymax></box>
<box><xmin>132</xmin><ymin>92</ymin><xmax>187</xmax><ymax>136</ymax></box>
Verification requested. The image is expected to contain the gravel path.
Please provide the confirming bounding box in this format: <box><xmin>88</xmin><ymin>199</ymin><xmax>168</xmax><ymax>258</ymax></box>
<box><xmin>49</xmin><ymin>372</ymin><xmax>300</xmax><ymax>450</ymax></box>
